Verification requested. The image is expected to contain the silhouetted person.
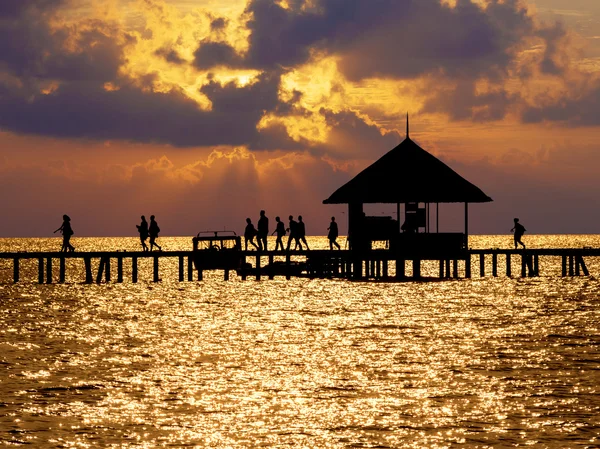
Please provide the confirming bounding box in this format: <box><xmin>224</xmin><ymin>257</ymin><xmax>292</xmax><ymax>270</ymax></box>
<box><xmin>511</xmin><ymin>218</ymin><xmax>526</xmax><ymax>249</ymax></box>
<box><xmin>272</xmin><ymin>216</ymin><xmax>286</xmax><ymax>251</ymax></box>
<box><xmin>297</xmin><ymin>215</ymin><xmax>309</xmax><ymax>250</ymax></box>
<box><xmin>257</xmin><ymin>210</ymin><xmax>269</xmax><ymax>251</ymax></box>
<box><xmin>244</xmin><ymin>218</ymin><xmax>259</xmax><ymax>250</ymax></box>
<box><xmin>328</xmin><ymin>216</ymin><xmax>341</xmax><ymax>250</ymax></box>
<box><xmin>286</xmin><ymin>215</ymin><xmax>300</xmax><ymax>250</ymax></box>
<box><xmin>54</xmin><ymin>214</ymin><xmax>75</xmax><ymax>252</ymax></box>
<box><xmin>136</xmin><ymin>215</ymin><xmax>149</xmax><ymax>251</ymax></box>
<box><xmin>149</xmin><ymin>215</ymin><xmax>162</xmax><ymax>251</ymax></box>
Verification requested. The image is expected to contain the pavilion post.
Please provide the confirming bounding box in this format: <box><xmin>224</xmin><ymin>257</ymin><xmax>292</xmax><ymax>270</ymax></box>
<box><xmin>464</xmin><ymin>202</ymin><xmax>469</xmax><ymax>249</ymax></box>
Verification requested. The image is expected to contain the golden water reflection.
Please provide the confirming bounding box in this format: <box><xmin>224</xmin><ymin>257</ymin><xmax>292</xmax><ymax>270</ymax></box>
<box><xmin>1</xmin><ymin>236</ymin><xmax>600</xmax><ymax>447</ymax></box>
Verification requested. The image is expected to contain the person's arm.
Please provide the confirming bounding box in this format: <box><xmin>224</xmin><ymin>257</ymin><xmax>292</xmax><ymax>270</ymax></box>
<box><xmin>53</xmin><ymin>225</ymin><xmax>63</xmax><ymax>233</ymax></box>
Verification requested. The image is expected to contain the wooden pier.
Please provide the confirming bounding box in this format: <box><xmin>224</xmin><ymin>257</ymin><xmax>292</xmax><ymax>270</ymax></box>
<box><xmin>0</xmin><ymin>248</ymin><xmax>597</xmax><ymax>284</ymax></box>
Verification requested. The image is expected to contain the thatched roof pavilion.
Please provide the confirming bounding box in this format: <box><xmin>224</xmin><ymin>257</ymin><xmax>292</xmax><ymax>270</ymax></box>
<box><xmin>323</xmin><ymin>119</ymin><xmax>492</xmax><ymax>255</ymax></box>
<box><xmin>323</xmin><ymin>137</ymin><xmax>492</xmax><ymax>205</ymax></box>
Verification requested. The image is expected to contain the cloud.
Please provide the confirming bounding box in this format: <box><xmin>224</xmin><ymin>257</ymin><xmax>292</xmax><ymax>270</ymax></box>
<box><xmin>521</xmin><ymin>78</ymin><xmax>600</xmax><ymax>125</ymax></box>
<box><xmin>196</xmin><ymin>0</ymin><xmax>535</xmax><ymax>80</ymax></box>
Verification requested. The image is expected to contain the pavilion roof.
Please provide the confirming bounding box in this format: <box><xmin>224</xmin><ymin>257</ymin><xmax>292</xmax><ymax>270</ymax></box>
<box><xmin>323</xmin><ymin>137</ymin><xmax>493</xmax><ymax>204</ymax></box>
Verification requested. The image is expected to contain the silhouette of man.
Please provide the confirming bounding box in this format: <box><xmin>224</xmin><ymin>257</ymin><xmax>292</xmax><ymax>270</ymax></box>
<box><xmin>272</xmin><ymin>216</ymin><xmax>286</xmax><ymax>251</ymax></box>
<box><xmin>327</xmin><ymin>216</ymin><xmax>341</xmax><ymax>250</ymax></box>
<box><xmin>149</xmin><ymin>215</ymin><xmax>162</xmax><ymax>251</ymax></box>
<box><xmin>244</xmin><ymin>218</ymin><xmax>259</xmax><ymax>250</ymax></box>
<box><xmin>257</xmin><ymin>210</ymin><xmax>269</xmax><ymax>251</ymax></box>
<box><xmin>297</xmin><ymin>215</ymin><xmax>309</xmax><ymax>250</ymax></box>
<box><xmin>54</xmin><ymin>214</ymin><xmax>75</xmax><ymax>252</ymax></box>
<box><xmin>511</xmin><ymin>218</ymin><xmax>526</xmax><ymax>249</ymax></box>
<box><xmin>136</xmin><ymin>215</ymin><xmax>149</xmax><ymax>251</ymax></box>
<box><xmin>286</xmin><ymin>215</ymin><xmax>300</xmax><ymax>251</ymax></box>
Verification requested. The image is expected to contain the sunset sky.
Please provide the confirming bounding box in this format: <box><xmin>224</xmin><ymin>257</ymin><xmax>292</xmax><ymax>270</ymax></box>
<box><xmin>1</xmin><ymin>0</ymin><xmax>600</xmax><ymax>237</ymax></box>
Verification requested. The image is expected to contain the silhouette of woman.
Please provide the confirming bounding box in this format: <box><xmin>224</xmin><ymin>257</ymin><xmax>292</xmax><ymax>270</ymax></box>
<box><xmin>54</xmin><ymin>214</ymin><xmax>75</xmax><ymax>252</ymax></box>
<box><xmin>136</xmin><ymin>215</ymin><xmax>149</xmax><ymax>251</ymax></box>
<box><xmin>272</xmin><ymin>216</ymin><xmax>286</xmax><ymax>251</ymax></box>
<box><xmin>244</xmin><ymin>218</ymin><xmax>259</xmax><ymax>250</ymax></box>
<box><xmin>327</xmin><ymin>216</ymin><xmax>341</xmax><ymax>250</ymax></box>
<box><xmin>149</xmin><ymin>215</ymin><xmax>162</xmax><ymax>251</ymax></box>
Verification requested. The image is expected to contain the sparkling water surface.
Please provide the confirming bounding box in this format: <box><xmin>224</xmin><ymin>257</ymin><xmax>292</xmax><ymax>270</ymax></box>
<box><xmin>1</xmin><ymin>236</ymin><xmax>600</xmax><ymax>448</ymax></box>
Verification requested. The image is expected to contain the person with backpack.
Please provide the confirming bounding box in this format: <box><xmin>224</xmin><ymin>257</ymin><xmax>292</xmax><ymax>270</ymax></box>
<box><xmin>244</xmin><ymin>217</ymin><xmax>259</xmax><ymax>251</ymax></box>
<box><xmin>54</xmin><ymin>214</ymin><xmax>75</xmax><ymax>252</ymax></box>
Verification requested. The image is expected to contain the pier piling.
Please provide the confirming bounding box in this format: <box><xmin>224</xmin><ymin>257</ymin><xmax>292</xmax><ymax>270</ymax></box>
<box><xmin>132</xmin><ymin>256</ymin><xmax>138</xmax><ymax>283</ymax></box>
<box><xmin>59</xmin><ymin>257</ymin><xmax>65</xmax><ymax>283</ymax></box>
<box><xmin>13</xmin><ymin>258</ymin><xmax>19</xmax><ymax>283</ymax></box>
<box><xmin>84</xmin><ymin>257</ymin><xmax>92</xmax><ymax>283</ymax></box>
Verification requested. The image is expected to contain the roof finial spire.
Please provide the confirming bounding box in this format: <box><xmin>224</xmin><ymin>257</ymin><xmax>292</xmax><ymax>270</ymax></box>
<box><xmin>406</xmin><ymin>112</ymin><xmax>409</xmax><ymax>139</ymax></box>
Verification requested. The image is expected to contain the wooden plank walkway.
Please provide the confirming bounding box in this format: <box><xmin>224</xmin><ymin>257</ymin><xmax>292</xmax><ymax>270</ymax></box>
<box><xmin>0</xmin><ymin>248</ymin><xmax>596</xmax><ymax>284</ymax></box>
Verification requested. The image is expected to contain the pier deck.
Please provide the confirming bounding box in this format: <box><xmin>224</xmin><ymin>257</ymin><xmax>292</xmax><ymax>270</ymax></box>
<box><xmin>0</xmin><ymin>248</ymin><xmax>596</xmax><ymax>284</ymax></box>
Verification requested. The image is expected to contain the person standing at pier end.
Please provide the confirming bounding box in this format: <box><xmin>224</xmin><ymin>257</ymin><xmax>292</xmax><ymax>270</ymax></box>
<box><xmin>149</xmin><ymin>215</ymin><xmax>162</xmax><ymax>251</ymax></box>
<box><xmin>297</xmin><ymin>216</ymin><xmax>309</xmax><ymax>250</ymax></box>
<box><xmin>272</xmin><ymin>216</ymin><xmax>286</xmax><ymax>251</ymax></box>
<box><xmin>511</xmin><ymin>218</ymin><xmax>526</xmax><ymax>249</ymax></box>
<box><xmin>327</xmin><ymin>216</ymin><xmax>341</xmax><ymax>250</ymax></box>
<box><xmin>136</xmin><ymin>215</ymin><xmax>149</xmax><ymax>251</ymax></box>
<box><xmin>286</xmin><ymin>215</ymin><xmax>300</xmax><ymax>251</ymax></box>
<box><xmin>244</xmin><ymin>218</ymin><xmax>260</xmax><ymax>251</ymax></box>
<box><xmin>54</xmin><ymin>214</ymin><xmax>75</xmax><ymax>252</ymax></box>
<box><xmin>257</xmin><ymin>210</ymin><xmax>269</xmax><ymax>251</ymax></box>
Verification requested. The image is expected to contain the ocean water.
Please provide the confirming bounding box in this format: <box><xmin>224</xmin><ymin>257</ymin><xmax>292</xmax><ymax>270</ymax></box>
<box><xmin>1</xmin><ymin>235</ymin><xmax>600</xmax><ymax>448</ymax></box>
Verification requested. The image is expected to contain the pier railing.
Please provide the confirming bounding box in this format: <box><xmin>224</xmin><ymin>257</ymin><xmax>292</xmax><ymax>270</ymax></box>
<box><xmin>0</xmin><ymin>248</ymin><xmax>597</xmax><ymax>284</ymax></box>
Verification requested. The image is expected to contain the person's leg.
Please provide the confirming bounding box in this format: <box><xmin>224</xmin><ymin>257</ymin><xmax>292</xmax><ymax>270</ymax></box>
<box><xmin>245</xmin><ymin>238</ymin><xmax>249</xmax><ymax>251</ymax></box>
<box><xmin>286</xmin><ymin>235</ymin><xmax>292</xmax><ymax>250</ymax></box>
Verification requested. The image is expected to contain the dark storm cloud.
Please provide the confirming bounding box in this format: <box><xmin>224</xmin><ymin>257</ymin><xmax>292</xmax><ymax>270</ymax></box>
<box><xmin>195</xmin><ymin>0</ymin><xmax>536</xmax><ymax>81</ymax></box>
<box><xmin>0</xmin><ymin>0</ymin><xmax>124</xmax><ymax>82</ymax></box>
<box><xmin>0</xmin><ymin>72</ymin><xmax>302</xmax><ymax>148</ymax></box>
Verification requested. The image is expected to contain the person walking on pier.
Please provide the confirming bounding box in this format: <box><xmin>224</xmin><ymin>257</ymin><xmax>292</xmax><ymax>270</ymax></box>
<box><xmin>136</xmin><ymin>215</ymin><xmax>149</xmax><ymax>251</ymax></box>
<box><xmin>149</xmin><ymin>215</ymin><xmax>162</xmax><ymax>251</ymax></box>
<box><xmin>54</xmin><ymin>214</ymin><xmax>75</xmax><ymax>252</ymax></box>
<box><xmin>272</xmin><ymin>216</ymin><xmax>286</xmax><ymax>251</ymax></box>
<box><xmin>244</xmin><ymin>218</ymin><xmax>260</xmax><ymax>251</ymax></box>
<box><xmin>511</xmin><ymin>218</ymin><xmax>526</xmax><ymax>249</ymax></box>
<box><xmin>327</xmin><ymin>216</ymin><xmax>341</xmax><ymax>250</ymax></box>
<box><xmin>257</xmin><ymin>210</ymin><xmax>269</xmax><ymax>251</ymax></box>
<box><xmin>286</xmin><ymin>215</ymin><xmax>300</xmax><ymax>250</ymax></box>
<box><xmin>297</xmin><ymin>215</ymin><xmax>309</xmax><ymax>250</ymax></box>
